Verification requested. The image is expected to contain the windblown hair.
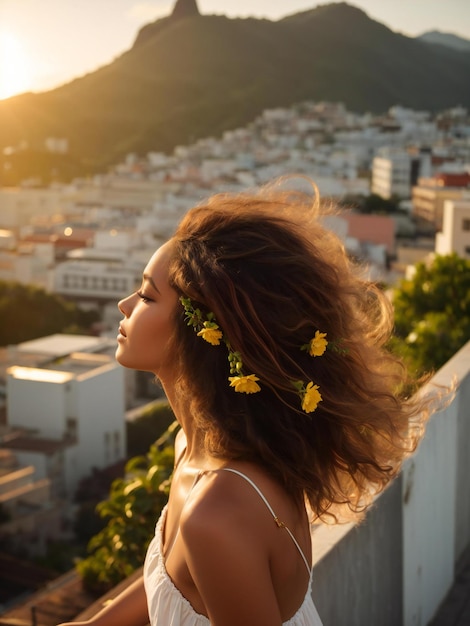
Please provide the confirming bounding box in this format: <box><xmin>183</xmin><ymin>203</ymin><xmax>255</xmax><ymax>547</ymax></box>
<box><xmin>168</xmin><ymin>183</ymin><xmax>427</xmax><ymax>522</ymax></box>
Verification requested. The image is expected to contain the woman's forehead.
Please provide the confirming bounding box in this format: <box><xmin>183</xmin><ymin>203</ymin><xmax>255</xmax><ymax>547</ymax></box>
<box><xmin>146</xmin><ymin>241</ymin><xmax>173</xmax><ymax>267</ymax></box>
<box><xmin>144</xmin><ymin>241</ymin><xmax>174</xmax><ymax>283</ymax></box>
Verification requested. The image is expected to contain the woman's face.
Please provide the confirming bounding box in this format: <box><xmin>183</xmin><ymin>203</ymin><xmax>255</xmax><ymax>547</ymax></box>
<box><xmin>116</xmin><ymin>241</ymin><xmax>179</xmax><ymax>380</ymax></box>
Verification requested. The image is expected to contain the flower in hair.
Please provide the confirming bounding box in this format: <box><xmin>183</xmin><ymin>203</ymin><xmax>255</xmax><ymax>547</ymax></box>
<box><xmin>227</xmin><ymin>349</ymin><xmax>261</xmax><ymax>394</ymax></box>
<box><xmin>302</xmin><ymin>382</ymin><xmax>322</xmax><ymax>413</ymax></box>
<box><xmin>181</xmin><ymin>296</ymin><xmax>327</xmax><ymax>412</ymax></box>
<box><xmin>294</xmin><ymin>380</ymin><xmax>323</xmax><ymax>414</ymax></box>
<box><xmin>180</xmin><ymin>296</ymin><xmax>261</xmax><ymax>395</ymax></box>
<box><xmin>229</xmin><ymin>374</ymin><xmax>261</xmax><ymax>394</ymax></box>
<box><xmin>302</xmin><ymin>331</ymin><xmax>328</xmax><ymax>357</ymax></box>
<box><xmin>197</xmin><ymin>322</ymin><xmax>223</xmax><ymax>346</ymax></box>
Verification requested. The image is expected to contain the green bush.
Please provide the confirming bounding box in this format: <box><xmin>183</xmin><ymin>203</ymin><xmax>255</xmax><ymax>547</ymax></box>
<box><xmin>0</xmin><ymin>280</ymin><xmax>99</xmax><ymax>346</ymax></box>
<box><xmin>76</xmin><ymin>422</ymin><xmax>178</xmax><ymax>593</ymax></box>
<box><xmin>391</xmin><ymin>254</ymin><xmax>470</xmax><ymax>375</ymax></box>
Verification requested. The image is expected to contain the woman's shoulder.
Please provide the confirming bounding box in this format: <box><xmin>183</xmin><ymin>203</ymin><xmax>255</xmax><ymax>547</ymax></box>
<box><xmin>178</xmin><ymin>464</ymin><xmax>278</xmax><ymax>573</ymax></box>
<box><xmin>181</xmin><ymin>462</ymin><xmax>295</xmax><ymax>543</ymax></box>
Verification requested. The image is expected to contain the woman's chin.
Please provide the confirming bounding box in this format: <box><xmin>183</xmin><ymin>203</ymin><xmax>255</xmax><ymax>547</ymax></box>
<box><xmin>114</xmin><ymin>346</ymin><xmax>128</xmax><ymax>366</ymax></box>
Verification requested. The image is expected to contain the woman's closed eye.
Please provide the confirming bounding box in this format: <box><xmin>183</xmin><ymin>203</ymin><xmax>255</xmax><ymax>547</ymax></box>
<box><xmin>137</xmin><ymin>291</ymin><xmax>154</xmax><ymax>303</ymax></box>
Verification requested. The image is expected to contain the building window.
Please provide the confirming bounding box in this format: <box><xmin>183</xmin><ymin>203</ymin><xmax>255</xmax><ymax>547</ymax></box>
<box><xmin>104</xmin><ymin>432</ymin><xmax>111</xmax><ymax>465</ymax></box>
<box><xmin>114</xmin><ymin>431</ymin><xmax>121</xmax><ymax>460</ymax></box>
<box><xmin>463</xmin><ymin>219</ymin><xmax>470</xmax><ymax>231</ymax></box>
<box><xmin>65</xmin><ymin>417</ymin><xmax>77</xmax><ymax>441</ymax></box>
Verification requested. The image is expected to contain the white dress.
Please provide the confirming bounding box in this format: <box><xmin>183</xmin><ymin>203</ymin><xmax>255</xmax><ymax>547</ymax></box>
<box><xmin>143</xmin><ymin>469</ymin><xmax>323</xmax><ymax>626</ymax></box>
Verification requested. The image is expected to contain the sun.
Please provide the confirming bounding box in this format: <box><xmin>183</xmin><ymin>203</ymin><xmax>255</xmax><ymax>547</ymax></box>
<box><xmin>0</xmin><ymin>30</ymin><xmax>33</xmax><ymax>100</ymax></box>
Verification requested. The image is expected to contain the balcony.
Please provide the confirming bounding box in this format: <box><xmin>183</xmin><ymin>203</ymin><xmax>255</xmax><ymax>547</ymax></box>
<box><xmin>310</xmin><ymin>339</ymin><xmax>470</xmax><ymax>625</ymax></box>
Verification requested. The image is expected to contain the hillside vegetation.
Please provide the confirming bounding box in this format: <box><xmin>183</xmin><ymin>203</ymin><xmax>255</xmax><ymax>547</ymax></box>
<box><xmin>1</xmin><ymin>2</ymin><xmax>469</xmax><ymax>182</ymax></box>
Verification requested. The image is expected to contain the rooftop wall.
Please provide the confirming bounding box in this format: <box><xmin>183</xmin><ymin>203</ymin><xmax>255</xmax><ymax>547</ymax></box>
<box><xmin>311</xmin><ymin>340</ymin><xmax>470</xmax><ymax>626</ymax></box>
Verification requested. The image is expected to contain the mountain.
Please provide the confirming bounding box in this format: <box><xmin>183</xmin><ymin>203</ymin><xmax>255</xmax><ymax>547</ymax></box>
<box><xmin>418</xmin><ymin>31</ymin><xmax>470</xmax><ymax>52</ymax></box>
<box><xmin>1</xmin><ymin>2</ymin><xmax>470</xmax><ymax>184</ymax></box>
<box><xmin>172</xmin><ymin>0</ymin><xmax>200</xmax><ymax>19</ymax></box>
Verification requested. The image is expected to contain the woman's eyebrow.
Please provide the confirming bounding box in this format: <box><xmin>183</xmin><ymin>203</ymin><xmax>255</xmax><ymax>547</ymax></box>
<box><xmin>143</xmin><ymin>274</ymin><xmax>161</xmax><ymax>294</ymax></box>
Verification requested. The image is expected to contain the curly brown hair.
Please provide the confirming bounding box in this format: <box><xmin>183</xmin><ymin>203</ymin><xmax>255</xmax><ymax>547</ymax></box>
<box><xmin>168</xmin><ymin>184</ymin><xmax>427</xmax><ymax>522</ymax></box>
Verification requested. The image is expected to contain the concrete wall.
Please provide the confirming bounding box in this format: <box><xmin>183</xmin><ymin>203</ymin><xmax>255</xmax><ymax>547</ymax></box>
<box><xmin>312</xmin><ymin>477</ymin><xmax>403</xmax><ymax>625</ymax></box>
<box><xmin>6</xmin><ymin>371</ymin><xmax>70</xmax><ymax>437</ymax></box>
<box><xmin>310</xmin><ymin>340</ymin><xmax>470</xmax><ymax>626</ymax></box>
<box><xmin>455</xmin><ymin>361</ymin><xmax>470</xmax><ymax>563</ymax></box>
<box><xmin>75</xmin><ymin>363</ymin><xmax>126</xmax><ymax>470</ymax></box>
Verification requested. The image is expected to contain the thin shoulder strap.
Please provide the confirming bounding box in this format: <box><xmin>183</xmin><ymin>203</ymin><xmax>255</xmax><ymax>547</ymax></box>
<box><xmin>221</xmin><ymin>467</ymin><xmax>311</xmax><ymax>575</ymax></box>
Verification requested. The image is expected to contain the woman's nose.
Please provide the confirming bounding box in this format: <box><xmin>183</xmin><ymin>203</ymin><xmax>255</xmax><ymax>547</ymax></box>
<box><xmin>118</xmin><ymin>293</ymin><xmax>134</xmax><ymax>316</ymax></box>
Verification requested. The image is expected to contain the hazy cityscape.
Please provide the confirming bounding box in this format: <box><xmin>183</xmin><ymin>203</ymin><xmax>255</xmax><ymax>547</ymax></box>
<box><xmin>1</xmin><ymin>1</ymin><xmax>470</xmax><ymax>625</ymax></box>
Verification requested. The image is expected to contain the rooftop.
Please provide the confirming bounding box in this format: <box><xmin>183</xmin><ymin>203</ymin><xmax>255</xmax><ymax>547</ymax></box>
<box><xmin>7</xmin><ymin>366</ymin><xmax>73</xmax><ymax>384</ymax></box>
<box><xmin>1</xmin><ymin>434</ymin><xmax>72</xmax><ymax>455</ymax></box>
<box><xmin>13</xmin><ymin>334</ymin><xmax>115</xmax><ymax>358</ymax></box>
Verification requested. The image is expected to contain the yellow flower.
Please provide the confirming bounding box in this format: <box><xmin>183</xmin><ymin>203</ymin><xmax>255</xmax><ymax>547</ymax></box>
<box><xmin>302</xmin><ymin>382</ymin><xmax>322</xmax><ymax>413</ymax></box>
<box><xmin>309</xmin><ymin>331</ymin><xmax>328</xmax><ymax>357</ymax></box>
<box><xmin>228</xmin><ymin>374</ymin><xmax>261</xmax><ymax>394</ymax></box>
<box><xmin>197</xmin><ymin>325</ymin><xmax>223</xmax><ymax>346</ymax></box>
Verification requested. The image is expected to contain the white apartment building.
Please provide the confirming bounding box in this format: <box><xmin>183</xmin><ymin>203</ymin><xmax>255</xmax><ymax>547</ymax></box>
<box><xmin>4</xmin><ymin>338</ymin><xmax>126</xmax><ymax>499</ymax></box>
<box><xmin>371</xmin><ymin>150</ymin><xmax>398</xmax><ymax>198</ymax></box>
<box><xmin>371</xmin><ymin>148</ymin><xmax>430</xmax><ymax>200</ymax></box>
<box><xmin>435</xmin><ymin>200</ymin><xmax>470</xmax><ymax>258</ymax></box>
<box><xmin>53</xmin><ymin>248</ymin><xmax>141</xmax><ymax>303</ymax></box>
<box><xmin>0</xmin><ymin>240</ymin><xmax>55</xmax><ymax>290</ymax></box>
<box><xmin>73</xmin><ymin>177</ymin><xmax>167</xmax><ymax>212</ymax></box>
<box><xmin>53</xmin><ymin>220</ymin><xmax>177</xmax><ymax>305</ymax></box>
<box><xmin>0</xmin><ymin>187</ymin><xmax>76</xmax><ymax>229</ymax></box>
<box><xmin>0</xmin><ymin>450</ymin><xmax>62</xmax><ymax>555</ymax></box>
<box><xmin>412</xmin><ymin>179</ymin><xmax>470</xmax><ymax>230</ymax></box>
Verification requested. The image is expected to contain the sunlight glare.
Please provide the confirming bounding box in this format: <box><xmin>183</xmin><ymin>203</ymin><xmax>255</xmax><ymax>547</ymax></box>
<box><xmin>0</xmin><ymin>30</ymin><xmax>33</xmax><ymax>99</ymax></box>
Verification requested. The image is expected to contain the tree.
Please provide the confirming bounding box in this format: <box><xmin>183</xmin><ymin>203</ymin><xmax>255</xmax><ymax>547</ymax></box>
<box><xmin>76</xmin><ymin>422</ymin><xmax>179</xmax><ymax>593</ymax></box>
<box><xmin>0</xmin><ymin>280</ymin><xmax>99</xmax><ymax>346</ymax></box>
<box><xmin>341</xmin><ymin>193</ymin><xmax>402</xmax><ymax>215</ymax></box>
<box><xmin>391</xmin><ymin>254</ymin><xmax>470</xmax><ymax>375</ymax></box>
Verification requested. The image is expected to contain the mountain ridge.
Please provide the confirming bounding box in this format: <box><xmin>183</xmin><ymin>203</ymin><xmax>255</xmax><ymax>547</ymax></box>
<box><xmin>1</xmin><ymin>2</ymin><xmax>469</xmax><ymax>184</ymax></box>
<box><xmin>418</xmin><ymin>30</ymin><xmax>470</xmax><ymax>52</ymax></box>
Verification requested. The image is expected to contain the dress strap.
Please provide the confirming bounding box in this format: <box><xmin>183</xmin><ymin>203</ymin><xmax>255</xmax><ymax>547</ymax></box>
<box><xmin>221</xmin><ymin>467</ymin><xmax>311</xmax><ymax>575</ymax></box>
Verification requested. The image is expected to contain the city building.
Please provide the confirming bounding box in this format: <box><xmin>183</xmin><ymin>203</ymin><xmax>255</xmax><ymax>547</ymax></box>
<box><xmin>53</xmin><ymin>247</ymin><xmax>140</xmax><ymax>304</ymax></box>
<box><xmin>0</xmin><ymin>449</ymin><xmax>62</xmax><ymax>556</ymax></box>
<box><xmin>371</xmin><ymin>147</ymin><xmax>432</xmax><ymax>200</ymax></box>
<box><xmin>0</xmin><ymin>187</ymin><xmax>76</xmax><ymax>230</ymax></box>
<box><xmin>3</xmin><ymin>335</ymin><xmax>126</xmax><ymax>500</ymax></box>
<box><xmin>412</xmin><ymin>174</ymin><xmax>470</xmax><ymax>230</ymax></box>
<box><xmin>435</xmin><ymin>199</ymin><xmax>470</xmax><ymax>258</ymax></box>
<box><xmin>322</xmin><ymin>212</ymin><xmax>395</xmax><ymax>281</ymax></box>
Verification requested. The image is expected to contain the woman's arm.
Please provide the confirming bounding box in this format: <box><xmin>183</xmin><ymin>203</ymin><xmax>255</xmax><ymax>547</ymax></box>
<box><xmin>57</xmin><ymin>575</ymin><xmax>148</xmax><ymax>626</ymax></box>
<box><xmin>181</xmin><ymin>497</ymin><xmax>283</xmax><ymax>626</ymax></box>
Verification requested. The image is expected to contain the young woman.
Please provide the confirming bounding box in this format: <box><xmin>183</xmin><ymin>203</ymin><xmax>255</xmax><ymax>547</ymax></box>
<box><xmin>59</xmin><ymin>184</ymin><xmax>427</xmax><ymax>626</ymax></box>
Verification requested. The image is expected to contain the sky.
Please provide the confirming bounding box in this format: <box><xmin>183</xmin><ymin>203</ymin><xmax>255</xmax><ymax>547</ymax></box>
<box><xmin>0</xmin><ymin>0</ymin><xmax>469</xmax><ymax>100</ymax></box>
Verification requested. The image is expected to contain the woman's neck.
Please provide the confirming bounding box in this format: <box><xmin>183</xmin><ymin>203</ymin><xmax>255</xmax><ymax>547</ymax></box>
<box><xmin>161</xmin><ymin>381</ymin><xmax>213</xmax><ymax>468</ymax></box>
